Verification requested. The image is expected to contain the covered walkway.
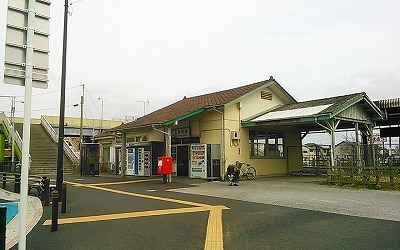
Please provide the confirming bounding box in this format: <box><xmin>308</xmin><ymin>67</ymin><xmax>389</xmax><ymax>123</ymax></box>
<box><xmin>243</xmin><ymin>92</ymin><xmax>386</xmax><ymax>167</ymax></box>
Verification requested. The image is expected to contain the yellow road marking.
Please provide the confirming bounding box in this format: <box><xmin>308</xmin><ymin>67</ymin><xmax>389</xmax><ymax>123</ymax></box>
<box><xmin>60</xmin><ymin>180</ymin><xmax>228</xmax><ymax>249</ymax></box>
<box><xmin>43</xmin><ymin>205</ymin><xmax>228</xmax><ymax>225</ymax></box>
<box><xmin>89</xmin><ymin>179</ymin><xmax>159</xmax><ymax>186</ymax></box>
<box><xmin>204</xmin><ymin>209</ymin><xmax>224</xmax><ymax>250</ymax></box>
<box><xmin>66</xmin><ymin>181</ymin><xmax>211</xmax><ymax>207</ymax></box>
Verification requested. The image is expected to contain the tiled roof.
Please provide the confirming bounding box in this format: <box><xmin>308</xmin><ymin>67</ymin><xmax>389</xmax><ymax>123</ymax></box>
<box><xmin>113</xmin><ymin>77</ymin><xmax>275</xmax><ymax>131</ymax></box>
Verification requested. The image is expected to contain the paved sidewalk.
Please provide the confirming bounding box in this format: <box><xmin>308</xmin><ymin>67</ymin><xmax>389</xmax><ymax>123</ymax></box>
<box><xmin>171</xmin><ymin>177</ymin><xmax>400</xmax><ymax>222</ymax></box>
<box><xmin>0</xmin><ymin>188</ymin><xmax>42</xmax><ymax>249</ymax></box>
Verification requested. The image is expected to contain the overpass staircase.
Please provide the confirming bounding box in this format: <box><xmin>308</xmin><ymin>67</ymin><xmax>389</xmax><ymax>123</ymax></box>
<box><xmin>1</xmin><ymin>112</ymin><xmax>79</xmax><ymax>174</ymax></box>
<box><xmin>14</xmin><ymin>123</ymin><xmax>75</xmax><ymax>174</ymax></box>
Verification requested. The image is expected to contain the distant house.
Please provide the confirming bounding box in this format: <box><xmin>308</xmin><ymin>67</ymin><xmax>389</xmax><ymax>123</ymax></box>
<box><xmin>302</xmin><ymin>143</ymin><xmax>330</xmax><ymax>167</ymax></box>
<box><xmin>335</xmin><ymin>141</ymin><xmax>357</xmax><ymax>159</ymax></box>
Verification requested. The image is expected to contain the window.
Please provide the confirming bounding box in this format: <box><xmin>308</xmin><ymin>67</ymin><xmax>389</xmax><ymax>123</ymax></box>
<box><xmin>249</xmin><ymin>130</ymin><xmax>284</xmax><ymax>158</ymax></box>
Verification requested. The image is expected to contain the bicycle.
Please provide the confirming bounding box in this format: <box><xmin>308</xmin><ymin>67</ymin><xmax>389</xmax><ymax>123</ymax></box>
<box><xmin>238</xmin><ymin>162</ymin><xmax>256</xmax><ymax>180</ymax></box>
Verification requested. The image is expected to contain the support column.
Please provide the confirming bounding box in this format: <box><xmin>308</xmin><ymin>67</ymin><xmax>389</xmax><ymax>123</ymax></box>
<box><xmin>121</xmin><ymin>131</ymin><xmax>126</xmax><ymax>177</ymax></box>
<box><xmin>325</xmin><ymin>120</ymin><xmax>340</xmax><ymax>167</ymax></box>
<box><xmin>369</xmin><ymin>126</ymin><xmax>376</xmax><ymax>167</ymax></box>
<box><xmin>166</xmin><ymin>126</ymin><xmax>172</xmax><ymax>182</ymax></box>
<box><xmin>362</xmin><ymin>131</ymin><xmax>368</xmax><ymax>166</ymax></box>
<box><xmin>330</xmin><ymin>130</ymin><xmax>335</xmax><ymax>167</ymax></box>
<box><xmin>355</xmin><ymin>123</ymin><xmax>361</xmax><ymax>167</ymax></box>
<box><xmin>166</xmin><ymin>126</ymin><xmax>172</xmax><ymax>156</ymax></box>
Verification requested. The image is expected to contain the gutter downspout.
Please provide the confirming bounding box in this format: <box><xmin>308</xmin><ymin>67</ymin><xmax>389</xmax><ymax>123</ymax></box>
<box><xmin>212</xmin><ymin>107</ymin><xmax>225</xmax><ymax>176</ymax></box>
<box><xmin>152</xmin><ymin>125</ymin><xmax>172</xmax><ymax>182</ymax></box>
<box><xmin>151</xmin><ymin>125</ymin><xmax>171</xmax><ymax>156</ymax></box>
<box><xmin>121</xmin><ymin>131</ymin><xmax>126</xmax><ymax>178</ymax></box>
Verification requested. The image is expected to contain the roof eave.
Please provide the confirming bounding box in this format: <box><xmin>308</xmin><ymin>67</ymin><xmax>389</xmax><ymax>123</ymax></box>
<box><xmin>163</xmin><ymin>108</ymin><xmax>207</xmax><ymax>126</ymax></box>
<box><xmin>331</xmin><ymin>95</ymin><xmax>384</xmax><ymax>119</ymax></box>
<box><xmin>114</xmin><ymin>123</ymin><xmax>163</xmax><ymax>132</ymax></box>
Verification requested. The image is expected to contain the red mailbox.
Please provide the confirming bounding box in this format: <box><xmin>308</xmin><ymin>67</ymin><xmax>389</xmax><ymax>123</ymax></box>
<box><xmin>157</xmin><ymin>156</ymin><xmax>173</xmax><ymax>175</ymax></box>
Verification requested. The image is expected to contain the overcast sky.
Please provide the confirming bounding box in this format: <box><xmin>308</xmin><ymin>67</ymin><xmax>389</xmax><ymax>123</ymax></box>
<box><xmin>1</xmin><ymin>0</ymin><xmax>399</xmax><ymax>127</ymax></box>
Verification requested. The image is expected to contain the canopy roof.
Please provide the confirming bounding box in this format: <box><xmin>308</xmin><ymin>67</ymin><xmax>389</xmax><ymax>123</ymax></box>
<box><xmin>243</xmin><ymin>92</ymin><xmax>384</xmax><ymax>132</ymax></box>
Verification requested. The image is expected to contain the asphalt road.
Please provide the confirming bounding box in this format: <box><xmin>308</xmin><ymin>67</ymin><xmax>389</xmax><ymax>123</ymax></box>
<box><xmin>11</xmin><ymin>175</ymin><xmax>400</xmax><ymax>250</ymax></box>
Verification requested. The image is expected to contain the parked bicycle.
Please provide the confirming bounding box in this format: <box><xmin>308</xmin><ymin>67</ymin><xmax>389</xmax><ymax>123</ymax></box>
<box><xmin>238</xmin><ymin>162</ymin><xmax>256</xmax><ymax>180</ymax></box>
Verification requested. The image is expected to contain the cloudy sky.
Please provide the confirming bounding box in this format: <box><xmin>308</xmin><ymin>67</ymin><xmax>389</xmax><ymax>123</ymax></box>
<box><xmin>1</xmin><ymin>0</ymin><xmax>399</xmax><ymax>126</ymax></box>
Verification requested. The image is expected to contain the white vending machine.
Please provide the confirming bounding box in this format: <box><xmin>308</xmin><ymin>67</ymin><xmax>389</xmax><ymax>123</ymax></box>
<box><xmin>137</xmin><ymin>147</ymin><xmax>151</xmax><ymax>176</ymax></box>
<box><xmin>190</xmin><ymin>144</ymin><xmax>220</xmax><ymax>179</ymax></box>
<box><xmin>126</xmin><ymin>148</ymin><xmax>135</xmax><ymax>176</ymax></box>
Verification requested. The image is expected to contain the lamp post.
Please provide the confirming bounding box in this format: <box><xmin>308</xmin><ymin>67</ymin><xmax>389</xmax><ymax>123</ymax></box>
<box><xmin>98</xmin><ymin>97</ymin><xmax>103</xmax><ymax>133</ymax></box>
<box><xmin>137</xmin><ymin>100</ymin><xmax>149</xmax><ymax>116</ymax></box>
<box><xmin>73</xmin><ymin>84</ymin><xmax>84</xmax><ymax>175</ymax></box>
<box><xmin>53</xmin><ymin>0</ymin><xmax>69</xmax><ymax>232</ymax></box>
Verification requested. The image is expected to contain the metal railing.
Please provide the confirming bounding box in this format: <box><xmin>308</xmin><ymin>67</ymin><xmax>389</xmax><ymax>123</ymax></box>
<box><xmin>0</xmin><ymin>161</ymin><xmax>21</xmax><ymax>173</ymax></box>
<box><xmin>0</xmin><ymin>112</ymin><xmax>23</xmax><ymax>157</ymax></box>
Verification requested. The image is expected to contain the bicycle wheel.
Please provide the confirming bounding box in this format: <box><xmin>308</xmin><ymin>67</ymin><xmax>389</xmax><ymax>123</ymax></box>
<box><xmin>246</xmin><ymin>167</ymin><xmax>256</xmax><ymax>180</ymax></box>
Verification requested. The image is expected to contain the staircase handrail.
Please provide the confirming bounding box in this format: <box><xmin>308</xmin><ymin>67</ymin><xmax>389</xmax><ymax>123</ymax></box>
<box><xmin>63</xmin><ymin>140</ymin><xmax>80</xmax><ymax>164</ymax></box>
<box><xmin>40</xmin><ymin>115</ymin><xmax>58</xmax><ymax>142</ymax></box>
<box><xmin>40</xmin><ymin>115</ymin><xmax>80</xmax><ymax>164</ymax></box>
<box><xmin>0</xmin><ymin>112</ymin><xmax>23</xmax><ymax>153</ymax></box>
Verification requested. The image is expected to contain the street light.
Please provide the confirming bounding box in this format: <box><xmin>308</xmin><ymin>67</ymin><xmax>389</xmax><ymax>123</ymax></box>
<box><xmin>98</xmin><ymin>97</ymin><xmax>103</xmax><ymax>133</ymax></box>
<box><xmin>137</xmin><ymin>100</ymin><xmax>149</xmax><ymax>116</ymax></box>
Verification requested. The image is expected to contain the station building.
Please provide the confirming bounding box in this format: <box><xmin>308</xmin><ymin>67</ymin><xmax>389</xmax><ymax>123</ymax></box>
<box><xmin>96</xmin><ymin>76</ymin><xmax>386</xmax><ymax>179</ymax></box>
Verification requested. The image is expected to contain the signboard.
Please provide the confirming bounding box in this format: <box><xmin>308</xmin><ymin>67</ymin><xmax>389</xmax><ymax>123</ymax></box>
<box><xmin>373</xmin><ymin>134</ymin><xmax>387</xmax><ymax>143</ymax></box>
<box><xmin>4</xmin><ymin>0</ymin><xmax>51</xmax><ymax>88</ymax></box>
<box><xmin>172</xmin><ymin>128</ymin><xmax>190</xmax><ymax>138</ymax></box>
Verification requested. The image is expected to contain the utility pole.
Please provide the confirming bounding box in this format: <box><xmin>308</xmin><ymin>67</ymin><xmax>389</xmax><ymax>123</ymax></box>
<box><xmin>53</xmin><ymin>0</ymin><xmax>69</xmax><ymax>232</ymax></box>
<box><xmin>98</xmin><ymin>97</ymin><xmax>103</xmax><ymax>133</ymax></box>
<box><xmin>80</xmin><ymin>84</ymin><xmax>84</xmax><ymax>175</ymax></box>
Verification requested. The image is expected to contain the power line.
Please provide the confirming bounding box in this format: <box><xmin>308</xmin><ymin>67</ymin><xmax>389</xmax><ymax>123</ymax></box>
<box><xmin>84</xmin><ymin>86</ymin><xmax>101</xmax><ymax>116</ymax></box>
<box><xmin>31</xmin><ymin>84</ymin><xmax>81</xmax><ymax>97</ymax></box>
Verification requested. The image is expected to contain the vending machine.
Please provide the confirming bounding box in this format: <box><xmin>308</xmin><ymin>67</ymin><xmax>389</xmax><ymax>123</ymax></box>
<box><xmin>126</xmin><ymin>148</ymin><xmax>135</xmax><ymax>176</ymax></box>
<box><xmin>190</xmin><ymin>144</ymin><xmax>220</xmax><ymax>179</ymax></box>
<box><xmin>137</xmin><ymin>147</ymin><xmax>151</xmax><ymax>176</ymax></box>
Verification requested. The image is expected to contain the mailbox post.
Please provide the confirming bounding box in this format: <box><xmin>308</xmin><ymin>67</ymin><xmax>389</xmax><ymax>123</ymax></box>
<box><xmin>157</xmin><ymin>156</ymin><xmax>172</xmax><ymax>184</ymax></box>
